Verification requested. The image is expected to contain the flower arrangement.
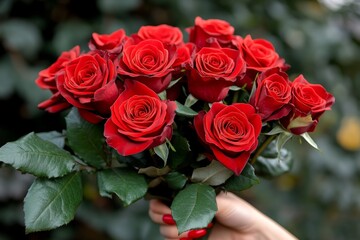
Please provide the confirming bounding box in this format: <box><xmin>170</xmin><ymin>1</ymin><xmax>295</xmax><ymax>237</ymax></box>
<box><xmin>0</xmin><ymin>17</ymin><xmax>334</xmax><ymax>235</ymax></box>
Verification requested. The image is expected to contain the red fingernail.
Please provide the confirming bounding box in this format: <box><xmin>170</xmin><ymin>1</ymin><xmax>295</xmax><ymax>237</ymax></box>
<box><xmin>180</xmin><ymin>238</ymin><xmax>192</xmax><ymax>240</ymax></box>
<box><xmin>207</xmin><ymin>222</ymin><xmax>214</xmax><ymax>228</ymax></box>
<box><xmin>162</xmin><ymin>214</ymin><xmax>176</xmax><ymax>225</ymax></box>
<box><xmin>188</xmin><ymin>229</ymin><xmax>207</xmax><ymax>238</ymax></box>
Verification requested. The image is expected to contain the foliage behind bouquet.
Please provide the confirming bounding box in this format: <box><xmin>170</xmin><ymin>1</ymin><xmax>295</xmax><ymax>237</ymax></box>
<box><xmin>0</xmin><ymin>16</ymin><xmax>334</xmax><ymax>234</ymax></box>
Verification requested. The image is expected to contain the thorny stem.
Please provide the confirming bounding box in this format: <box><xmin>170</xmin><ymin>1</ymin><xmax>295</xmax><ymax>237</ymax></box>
<box><xmin>250</xmin><ymin>134</ymin><xmax>276</xmax><ymax>165</ymax></box>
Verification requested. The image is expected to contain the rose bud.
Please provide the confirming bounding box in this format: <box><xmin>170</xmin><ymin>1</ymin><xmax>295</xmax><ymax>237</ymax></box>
<box><xmin>249</xmin><ymin>68</ymin><xmax>292</xmax><ymax>122</ymax></box>
<box><xmin>280</xmin><ymin>75</ymin><xmax>335</xmax><ymax>135</ymax></box>
<box><xmin>187</xmin><ymin>46</ymin><xmax>245</xmax><ymax>102</ymax></box>
<box><xmin>89</xmin><ymin>29</ymin><xmax>127</xmax><ymax>55</ymax></box>
<box><xmin>187</xmin><ymin>16</ymin><xmax>235</xmax><ymax>49</ymax></box>
<box><xmin>136</xmin><ymin>24</ymin><xmax>184</xmax><ymax>46</ymax></box>
<box><xmin>117</xmin><ymin>39</ymin><xmax>177</xmax><ymax>93</ymax></box>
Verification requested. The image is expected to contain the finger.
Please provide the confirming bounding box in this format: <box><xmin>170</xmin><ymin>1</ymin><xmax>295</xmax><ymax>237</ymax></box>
<box><xmin>215</xmin><ymin>191</ymin><xmax>257</xmax><ymax>231</ymax></box>
<box><xmin>149</xmin><ymin>199</ymin><xmax>172</xmax><ymax>215</ymax></box>
<box><xmin>160</xmin><ymin>225</ymin><xmax>208</xmax><ymax>239</ymax></box>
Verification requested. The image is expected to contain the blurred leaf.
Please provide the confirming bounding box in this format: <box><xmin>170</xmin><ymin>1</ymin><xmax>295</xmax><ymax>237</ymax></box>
<box><xmin>0</xmin><ymin>19</ymin><xmax>42</xmax><ymax>59</ymax></box>
<box><xmin>0</xmin><ymin>132</ymin><xmax>76</xmax><ymax>178</ymax></box>
<box><xmin>97</xmin><ymin>168</ymin><xmax>147</xmax><ymax>206</ymax></box>
<box><xmin>77</xmin><ymin>200</ymin><xmax>162</xmax><ymax>240</ymax></box>
<box><xmin>36</xmin><ymin>131</ymin><xmax>65</xmax><ymax>149</ymax></box>
<box><xmin>98</xmin><ymin>0</ymin><xmax>141</xmax><ymax>14</ymax></box>
<box><xmin>24</xmin><ymin>173</ymin><xmax>82</xmax><ymax>233</ymax></box>
<box><xmin>0</xmin><ymin>0</ymin><xmax>13</xmax><ymax>16</ymax></box>
<box><xmin>53</xmin><ymin>21</ymin><xmax>92</xmax><ymax>55</ymax></box>
<box><xmin>15</xmin><ymin>65</ymin><xmax>51</xmax><ymax>117</ymax></box>
<box><xmin>192</xmin><ymin>160</ymin><xmax>233</xmax><ymax>186</ymax></box>
<box><xmin>224</xmin><ymin>164</ymin><xmax>259</xmax><ymax>192</ymax></box>
<box><xmin>0</xmin><ymin>57</ymin><xmax>16</xmax><ymax>98</ymax></box>
<box><xmin>175</xmin><ymin>101</ymin><xmax>198</xmax><ymax>117</ymax></box>
<box><xmin>276</xmin><ymin>131</ymin><xmax>293</xmax><ymax>154</ymax></box>
<box><xmin>0</xmin><ymin>166</ymin><xmax>34</xmax><ymax>201</ymax></box>
<box><xmin>171</xmin><ymin>183</ymin><xmax>217</xmax><ymax>234</ymax></box>
<box><xmin>66</xmin><ymin>108</ymin><xmax>106</xmax><ymax>168</ymax></box>
<box><xmin>254</xmin><ymin>148</ymin><xmax>293</xmax><ymax>178</ymax></box>
<box><xmin>164</xmin><ymin>172</ymin><xmax>187</xmax><ymax>190</ymax></box>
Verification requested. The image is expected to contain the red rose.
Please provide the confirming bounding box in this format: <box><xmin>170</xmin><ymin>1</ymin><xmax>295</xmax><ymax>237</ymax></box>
<box><xmin>36</xmin><ymin>46</ymin><xmax>80</xmax><ymax>113</ymax></box>
<box><xmin>280</xmin><ymin>75</ymin><xmax>335</xmax><ymax>135</ymax></box>
<box><xmin>57</xmin><ymin>52</ymin><xmax>120</xmax><ymax>123</ymax></box>
<box><xmin>89</xmin><ymin>29</ymin><xmax>126</xmax><ymax>54</ymax></box>
<box><xmin>117</xmin><ymin>39</ymin><xmax>177</xmax><ymax>93</ymax></box>
<box><xmin>188</xmin><ymin>46</ymin><xmax>245</xmax><ymax>102</ymax></box>
<box><xmin>104</xmin><ymin>80</ymin><xmax>177</xmax><ymax>156</ymax></box>
<box><xmin>187</xmin><ymin>16</ymin><xmax>235</xmax><ymax>49</ymax></box>
<box><xmin>249</xmin><ymin>68</ymin><xmax>292</xmax><ymax>122</ymax></box>
<box><xmin>136</xmin><ymin>24</ymin><xmax>183</xmax><ymax>46</ymax></box>
<box><xmin>172</xmin><ymin>43</ymin><xmax>195</xmax><ymax>72</ymax></box>
<box><xmin>194</xmin><ymin>103</ymin><xmax>262</xmax><ymax>175</ymax></box>
<box><xmin>241</xmin><ymin>35</ymin><xmax>287</xmax><ymax>72</ymax></box>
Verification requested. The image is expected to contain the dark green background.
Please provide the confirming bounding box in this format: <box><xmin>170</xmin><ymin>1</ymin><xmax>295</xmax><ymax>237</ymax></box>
<box><xmin>0</xmin><ymin>0</ymin><xmax>359</xmax><ymax>239</ymax></box>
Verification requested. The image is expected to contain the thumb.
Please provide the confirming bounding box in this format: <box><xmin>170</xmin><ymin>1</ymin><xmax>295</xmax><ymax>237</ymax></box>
<box><xmin>214</xmin><ymin>192</ymin><xmax>259</xmax><ymax>231</ymax></box>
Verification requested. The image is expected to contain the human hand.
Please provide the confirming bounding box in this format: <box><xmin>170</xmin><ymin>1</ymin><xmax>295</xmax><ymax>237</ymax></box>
<box><xmin>149</xmin><ymin>191</ymin><xmax>298</xmax><ymax>240</ymax></box>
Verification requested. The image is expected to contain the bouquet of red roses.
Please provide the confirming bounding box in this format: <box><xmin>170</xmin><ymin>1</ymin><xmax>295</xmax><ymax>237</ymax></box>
<box><xmin>0</xmin><ymin>17</ymin><xmax>334</xmax><ymax>235</ymax></box>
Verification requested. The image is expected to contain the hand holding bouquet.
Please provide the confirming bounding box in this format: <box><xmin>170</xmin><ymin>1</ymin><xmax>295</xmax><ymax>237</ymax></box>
<box><xmin>0</xmin><ymin>17</ymin><xmax>334</xmax><ymax>235</ymax></box>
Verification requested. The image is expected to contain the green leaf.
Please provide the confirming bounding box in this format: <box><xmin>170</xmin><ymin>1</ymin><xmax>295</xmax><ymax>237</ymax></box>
<box><xmin>254</xmin><ymin>148</ymin><xmax>293</xmax><ymax>178</ymax></box>
<box><xmin>229</xmin><ymin>85</ymin><xmax>242</xmax><ymax>91</ymax></box>
<box><xmin>184</xmin><ymin>94</ymin><xmax>198</xmax><ymax>107</ymax></box>
<box><xmin>171</xmin><ymin>183</ymin><xmax>217</xmax><ymax>234</ymax></box>
<box><xmin>168</xmin><ymin>77</ymin><xmax>182</xmax><ymax>89</ymax></box>
<box><xmin>168</xmin><ymin>135</ymin><xmax>191</xmax><ymax>169</ymax></box>
<box><xmin>24</xmin><ymin>173</ymin><xmax>83</xmax><ymax>233</ymax></box>
<box><xmin>37</xmin><ymin>131</ymin><xmax>65</xmax><ymax>149</ymax></box>
<box><xmin>97</xmin><ymin>168</ymin><xmax>147</xmax><ymax>206</ymax></box>
<box><xmin>138</xmin><ymin>166</ymin><xmax>170</xmax><ymax>177</ymax></box>
<box><xmin>175</xmin><ymin>101</ymin><xmax>198</xmax><ymax>117</ymax></box>
<box><xmin>276</xmin><ymin>131</ymin><xmax>293</xmax><ymax>155</ymax></box>
<box><xmin>153</xmin><ymin>142</ymin><xmax>169</xmax><ymax>166</ymax></box>
<box><xmin>164</xmin><ymin>172</ymin><xmax>188</xmax><ymax>190</ymax></box>
<box><xmin>66</xmin><ymin>108</ymin><xmax>106</xmax><ymax>169</ymax></box>
<box><xmin>301</xmin><ymin>132</ymin><xmax>319</xmax><ymax>150</ymax></box>
<box><xmin>191</xmin><ymin>161</ymin><xmax>233</xmax><ymax>186</ymax></box>
<box><xmin>224</xmin><ymin>164</ymin><xmax>259</xmax><ymax>192</ymax></box>
<box><xmin>0</xmin><ymin>132</ymin><xmax>76</xmax><ymax>178</ymax></box>
<box><xmin>265</xmin><ymin>124</ymin><xmax>287</xmax><ymax>135</ymax></box>
<box><xmin>158</xmin><ymin>90</ymin><xmax>167</xmax><ymax>100</ymax></box>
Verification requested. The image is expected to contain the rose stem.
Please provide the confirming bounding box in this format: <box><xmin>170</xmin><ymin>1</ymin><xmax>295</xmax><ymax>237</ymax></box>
<box><xmin>250</xmin><ymin>134</ymin><xmax>276</xmax><ymax>165</ymax></box>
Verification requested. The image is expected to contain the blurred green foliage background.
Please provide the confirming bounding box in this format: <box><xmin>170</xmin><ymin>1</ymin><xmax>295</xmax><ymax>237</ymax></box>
<box><xmin>0</xmin><ymin>0</ymin><xmax>359</xmax><ymax>239</ymax></box>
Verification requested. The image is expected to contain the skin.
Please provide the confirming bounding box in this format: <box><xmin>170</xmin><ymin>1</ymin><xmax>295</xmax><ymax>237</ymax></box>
<box><xmin>149</xmin><ymin>192</ymin><xmax>298</xmax><ymax>240</ymax></box>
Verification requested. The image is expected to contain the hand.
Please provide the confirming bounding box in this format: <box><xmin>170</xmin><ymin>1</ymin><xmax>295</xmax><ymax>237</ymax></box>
<box><xmin>149</xmin><ymin>191</ymin><xmax>298</xmax><ymax>240</ymax></box>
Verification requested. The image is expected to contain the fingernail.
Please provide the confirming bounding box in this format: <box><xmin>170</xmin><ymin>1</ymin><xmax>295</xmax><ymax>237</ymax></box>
<box><xmin>207</xmin><ymin>222</ymin><xmax>214</xmax><ymax>228</ymax></box>
<box><xmin>180</xmin><ymin>238</ymin><xmax>192</xmax><ymax>240</ymax></box>
<box><xmin>188</xmin><ymin>229</ymin><xmax>207</xmax><ymax>238</ymax></box>
<box><xmin>162</xmin><ymin>214</ymin><xmax>176</xmax><ymax>225</ymax></box>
